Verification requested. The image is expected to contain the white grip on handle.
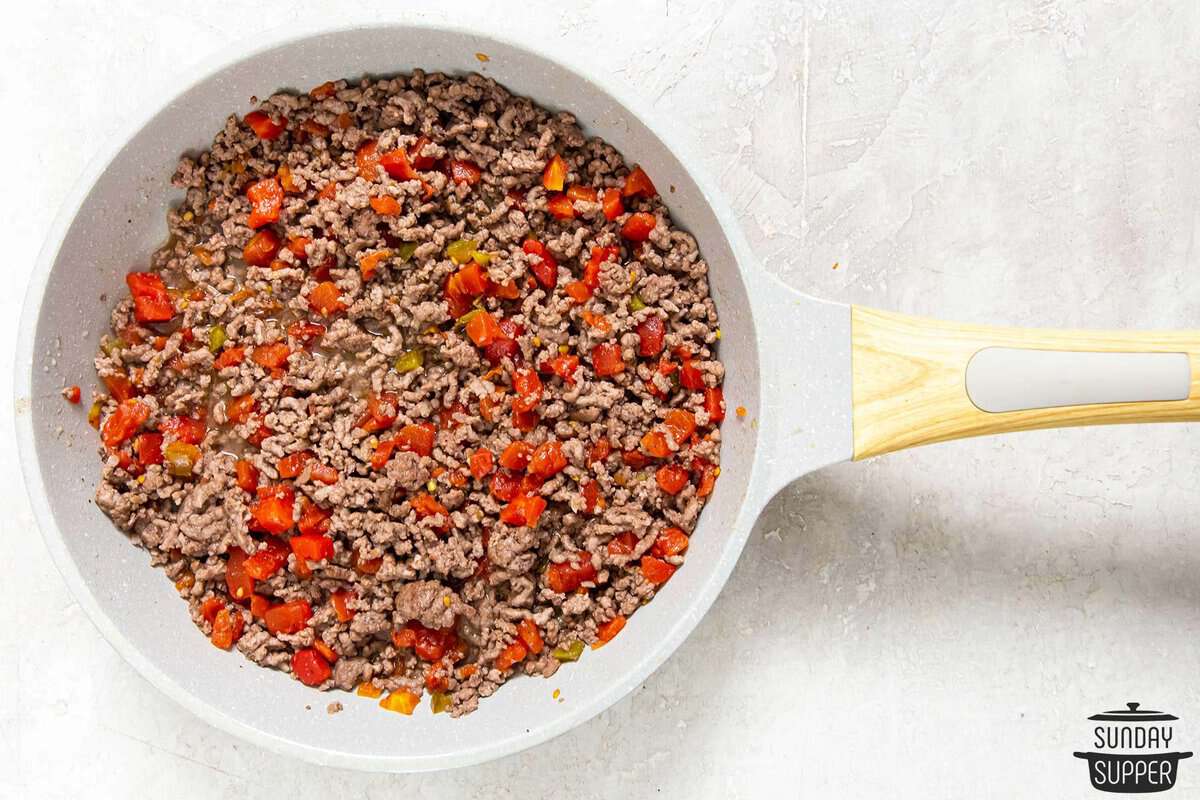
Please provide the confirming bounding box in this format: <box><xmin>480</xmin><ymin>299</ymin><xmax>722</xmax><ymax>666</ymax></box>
<box><xmin>965</xmin><ymin>348</ymin><xmax>1191</xmax><ymax>413</ymax></box>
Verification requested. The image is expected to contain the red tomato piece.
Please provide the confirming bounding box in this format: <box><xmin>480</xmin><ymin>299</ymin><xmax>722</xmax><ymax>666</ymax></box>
<box><xmin>490</xmin><ymin>470</ymin><xmax>521</xmax><ymax>502</ymax></box>
<box><xmin>636</xmin><ymin>316</ymin><xmax>666</xmax><ymax>357</ymax></box>
<box><xmin>160</xmin><ymin>415</ymin><xmax>206</xmax><ymax>445</ymax></box>
<box><xmin>134</xmin><ymin>432</ymin><xmax>164</xmax><ymax>466</ymax></box>
<box><xmin>542</xmin><ymin>154</ymin><xmax>567</xmax><ymax>191</ymax></box>
<box><xmin>517</xmin><ymin>619</ymin><xmax>544</xmax><ymax>655</ymax></box>
<box><xmin>411</xmin><ymin>492</ymin><xmax>450</xmax><ymax>523</ymax></box>
<box><xmin>655</xmin><ymin>464</ymin><xmax>690</xmax><ymax>495</ymax></box>
<box><xmin>248</xmin><ymin>484</ymin><xmax>295</xmax><ymax>535</ymax></box>
<box><xmin>652</xmin><ymin>527</ymin><xmax>689</xmax><ymax>558</ymax></box>
<box><xmin>243</xmin><ymin>228</ymin><xmax>281</xmax><ymax>267</ymax></box>
<box><xmin>308</xmin><ymin>281</ymin><xmax>345</xmax><ymax>317</ymax></box>
<box><xmin>677</xmin><ymin>348</ymin><xmax>705</xmax><ymax>391</ymax></box>
<box><xmin>511</xmin><ymin>367</ymin><xmax>543</xmax><ymax>413</ymax></box>
<box><xmin>227</xmin><ymin>394</ymin><xmax>255</xmax><ymax>425</ymax></box>
<box><xmin>297</xmin><ymin>496</ymin><xmax>332</xmax><ymax>537</ymax></box>
<box><xmin>448</xmin><ymin>159</ymin><xmax>482</xmax><ymax>185</ymax></box>
<box><xmin>449</xmin><ymin>261</ymin><xmax>488</xmax><ymax>297</ymax></box>
<box><xmin>225</xmin><ymin>547</ymin><xmax>255</xmax><ymax>602</ymax></box>
<box><xmin>291</xmin><ymin>647</ymin><xmax>331</xmax><ymax>686</ymax></box>
<box><xmin>356</xmin><ymin>392</ymin><xmax>399</xmax><ymax>433</ymax></box>
<box><xmin>246</xmin><ymin>177</ymin><xmax>283</xmax><ymax>229</ymax></box>
<box><xmin>602</xmin><ymin>188</ymin><xmax>624</xmax><ymax>221</ymax></box>
<box><xmin>210</xmin><ymin>607</ymin><xmax>244</xmax><ymax>650</ymax></box>
<box><xmin>582</xmin><ymin>480</ymin><xmax>602</xmax><ymax>514</ymax></box>
<box><xmin>465</xmin><ymin>310</ymin><xmax>505</xmax><ymax>347</ymax></box>
<box><xmin>595</xmin><ymin>614</ymin><xmax>627</xmax><ymax>644</ymax></box>
<box><xmin>606</xmin><ymin>531</ymin><xmax>638</xmax><ymax>556</ymax></box>
<box><xmin>566</xmin><ymin>185</ymin><xmax>598</xmax><ymax>203</ymax></box>
<box><xmin>290</xmin><ymin>533</ymin><xmax>334</xmax><ymax>562</ymax></box>
<box><xmin>540</xmin><ymin>354</ymin><xmax>580</xmax><ymax>384</ymax></box>
<box><xmin>355</xmin><ymin>140</ymin><xmax>381</xmax><ymax>181</ymax></box>
<box><xmin>641</xmin><ymin>555</ymin><xmax>676</xmax><ymax>584</ymax></box>
<box><xmin>527</xmin><ymin>440</ymin><xmax>567</xmax><ymax>479</ymax></box>
<box><xmin>704</xmin><ymin>386</ymin><xmax>726</xmax><ymax>423</ymax></box>
<box><xmin>234</xmin><ymin>459</ymin><xmax>259</xmax><ymax>493</ymax></box>
<box><xmin>103</xmin><ymin>373</ymin><xmax>136</xmax><ymax>403</ymax></box>
<box><xmin>523</xmin><ymin>239</ymin><xmax>558</xmax><ymax>289</ymax></box>
<box><xmin>331</xmin><ymin>590</ymin><xmax>356</xmax><ymax>623</ymax></box>
<box><xmin>545</xmin><ymin>552</ymin><xmax>597</xmax><ymax>593</ymax></box>
<box><xmin>546</xmin><ymin>194</ymin><xmax>576</xmax><ymax>220</ymax></box>
<box><xmin>243</xmin><ymin>537</ymin><xmax>290</xmax><ymax>580</ymax></box>
<box><xmin>590</xmin><ymin>343</ymin><xmax>625</xmax><ymax>377</ymax></box>
<box><xmin>468</xmin><ymin>448</ymin><xmax>495</xmax><ymax>480</ymax></box>
<box><xmin>564</xmin><ymin>281</ymin><xmax>590</xmax><ymax>303</ymax></box>
<box><xmin>622</xmin><ymin>165</ymin><xmax>657</xmax><ymax>198</ymax></box>
<box><xmin>369</xmin><ymin>195</ymin><xmax>401</xmax><ymax>216</ymax></box>
<box><xmin>620</xmin><ymin>212</ymin><xmax>656</xmax><ymax>241</ymax></box>
<box><xmin>498</xmin><ymin>441</ymin><xmax>533</xmax><ymax>471</ymax></box>
<box><xmin>125</xmin><ymin>272</ymin><xmax>174</xmax><ymax>323</ymax></box>
<box><xmin>244</xmin><ymin>110</ymin><xmax>287</xmax><ymax>140</ymax></box>
<box><xmin>251</xmin><ymin>342</ymin><xmax>291</xmax><ymax>370</ymax></box>
<box><xmin>101</xmin><ymin>399</ymin><xmax>150</xmax><ymax>447</ymax></box>
<box><xmin>495</xmin><ymin>640</ymin><xmax>528</xmax><ymax>671</ymax></box>
<box><xmin>394</xmin><ymin>422</ymin><xmax>436</xmax><ymax>457</ymax></box>
<box><xmin>214</xmin><ymin>346</ymin><xmax>247</xmax><ymax>370</ymax></box>
<box><xmin>512</xmin><ymin>408</ymin><xmax>540</xmax><ymax>432</ymax></box>
<box><xmin>276</xmin><ymin>450</ymin><xmax>313</xmax><ymax>479</ymax></box>
<box><xmin>379</xmin><ymin>147</ymin><xmax>419</xmax><ymax>180</ymax></box>
<box><xmin>500</xmin><ymin>494</ymin><xmax>547</xmax><ymax>527</ymax></box>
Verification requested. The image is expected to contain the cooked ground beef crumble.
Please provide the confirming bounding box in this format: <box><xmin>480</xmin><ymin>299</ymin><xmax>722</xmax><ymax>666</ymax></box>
<box><xmin>90</xmin><ymin>71</ymin><xmax>725</xmax><ymax>716</ymax></box>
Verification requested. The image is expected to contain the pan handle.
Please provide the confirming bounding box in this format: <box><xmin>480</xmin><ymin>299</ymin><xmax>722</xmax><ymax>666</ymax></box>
<box><xmin>851</xmin><ymin>306</ymin><xmax>1200</xmax><ymax>459</ymax></box>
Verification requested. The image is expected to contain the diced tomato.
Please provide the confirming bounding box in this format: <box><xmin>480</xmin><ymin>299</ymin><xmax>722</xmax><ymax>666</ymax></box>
<box><xmin>523</xmin><ymin>239</ymin><xmax>558</xmax><ymax>289</ymax></box>
<box><xmin>243</xmin><ymin>537</ymin><xmax>290</xmax><ymax>580</ymax></box>
<box><xmin>251</xmin><ymin>342</ymin><xmax>291</xmax><ymax>370</ymax></box>
<box><xmin>656</xmin><ymin>464</ymin><xmax>689</xmax><ymax>495</ymax></box>
<box><xmin>380</xmin><ymin>147</ymin><xmax>419</xmax><ymax>180</ymax></box>
<box><xmin>311</xmin><ymin>639</ymin><xmax>338</xmax><ymax>664</ymax></box>
<box><xmin>545</xmin><ymin>552</ymin><xmax>597</xmax><ymax>593</ymax></box>
<box><xmin>246</xmin><ymin>177</ymin><xmax>283</xmax><ymax>229</ymax></box>
<box><xmin>297</xmin><ymin>496</ymin><xmax>332</xmax><ymax>536</ymax></box>
<box><xmin>468</xmin><ymin>448</ymin><xmax>495</xmax><ymax>480</ymax></box>
<box><xmin>641</xmin><ymin>555</ymin><xmax>676</xmax><ymax>584</ymax></box>
<box><xmin>490</xmin><ymin>470</ymin><xmax>521</xmax><ymax>502</ymax></box>
<box><xmin>424</xmin><ymin>664</ymin><xmax>449</xmax><ymax>692</ymax></box>
<box><xmin>447</xmin><ymin>159</ymin><xmax>482</xmax><ymax>185</ymax></box>
<box><xmin>160</xmin><ymin>415</ymin><xmax>206</xmax><ymax>445</ymax></box>
<box><xmin>677</xmin><ymin>347</ymin><xmax>705</xmax><ymax>390</ymax></box>
<box><xmin>704</xmin><ymin>386</ymin><xmax>726</xmax><ymax>423</ymax></box>
<box><xmin>693</xmin><ymin>458</ymin><xmax>718</xmax><ymax>497</ymax></box>
<box><xmin>587</xmin><ymin>243</ymin><xmax>616</xmax><ymax>283</ymax></box>
<box><xmin>411</xmin><ymin>492</ymin><xmax>449</xmax><ymax>522</ymax></box>
<box><xmin>483</xmin><ymin>322</ymin><xmax>522</xmax><ymax>366</ymax></box>
<box><xmin>248</xmin><ymin>484</ymin><xmax>295</xmax><ymax>535</ymax></box>
<box><xmin>369</xmin><ymin>195</ymin><xmax>402</xmax><ymax>215</ymax></box>
<box><xmin>622</xmin><ymin>165</ymin><xmax>657</xmax><ymax>198</ymax></box>
<box><xmin>582</xmin><ymin>480</ymin><xmax>602</xmax><ymax>514</ymax></box>
<box><xmin>636</xmin><ymin>316</ymin><xmax>666</xmax><ymax>357</ymax></box>
<box><xmin>355</xmin><ymin>140</ymin><xmax>381</xmax><ymax>181</ymax></box>
<box><xmin>133</xmin><ymin>433</ymin><xmax>163</xmax><ymax>466</ymax></box>
<box><xmin>486</xmin><ymin>277</ymin><xmax>521</xmax><ymax>299</ymax></box>
<box><xmin>588</xmin><ymin>439</ymin><xmax>612</xmax><ymax>464</ymax></box>
<box><xmin>606</xmin><ymin>531</ymin><xmax>638</xmax><ymax>556</ymax></box>
<box><xmin>566</xmin><ymin>185</ymin><xmax>598</xmax><ymax>203</ymax></box>
<box><xmin>664</xmin><ymin>409</ymin><xmax>697</xmax><ymax>443</ymax></box>
<box><xmin>437</xmin><ymin>402</ymin><xmax>466</xmax><ymax>431</ymax></box>
<box><xmin>602</xmin><ymin>187</ymin><xmax>624</xmax><ymax>221</ymax></box>
<box><xmin>352</xmin><ymin>548</ymin><xmax>383</xmax><ymax>575</ymax></box>
<box><xmin>291</xmin><ymin>647</ymin><xmax>331</xmax><ymax>686</ymax></box>
<box><xmin>419</xmin><ymin>625</ymin><xmax>458</xmax><ymax>662</ymax></box>
<box><xmin>359</xmin><ymin>249</ymin><xmax>391</xmax><ymax>281</ymax></box>
<box><xmin>214</xmin><ymin>346</ymin><xmax>246</xmax><ymax>370</ymax></box>
<box><xmin>465</xmin><ymin>310</ymin><xmax>505</xmax><ymax>347</ymax></box>
<box><xmin>101</xmin><ymin>399</ymin><xmax>150</xmax><ymax>447</ymax></box>
<box><xmin>244</xmin><ymin>110</ymin><xmax>287</xmax><ymax>140</ymax></box>
<box><xmin>226</xmin><ymin>394</ymin><xmax>256</xmax><ymax>425</ymax></box>
<box><xmin>242</xmin><ymin>228</ymin><xmax>280</xmax><ymax>267</ymax></box>
<box><xmin>277</xmin><ymin>450</ymin><xmax>313</xmax><ymax>479</ymax></box>
<box><xmin>516</xmin><ymin>619</ymin><xmax>544</xmax><ymax>655</ymax></box>
<box><xmin>592</xmin><ymin>615</ymin><xmax>627</xmax><ymax>649</ymax></box>
<box><xmin>499</xmin><ymin>442</ymin><xmax>533</xmax><ymax>471</ymax></box>
<box><xmin>512</xmin><ymin>409</ymin><xmax>540</xmax><ymax>431</ymax></box>
<box><xmin>449</xmin><ymin>261</ymin><xmax>488</xmax><ymax>297</ymax></box>
<box><xmin>591</xmin><ymin>343</ymin><xmax>625</xmax><ymax>377</ymax></box>
<box><xmin>247</xmin><ymin>424</ymin><xmax>274</xmax><ymax>447</ymax></box>
<box><xmin>103</xmin><ymin>373</ymin><xmax>136</xmax><ymax>402</ymax></box>
<box><xmin>225</xmin><ymin>547</ymin><xmax>255</xmax><ymax>602</ymax></box>
<box><xmin>495</xmin><ymin>640</ymin><xmax>528</xmax><ymax>671</ymax></box>
<box><xmin>394</xmin><ymin>422</ymin><xmax>436</xmax><ymax>457</ymax></box>
<box><xmin>234</xmin><ymin>459</ymin><xmax>259</xmax><ymax>493</ymax></box>
<box><xmin>285</xmin><ymin>235</ymin><xmax>311</xmax><ymax>261</ymax></box>
<box><xmin>546</xmin><ymin>194</ymin><xmax>576</xmax><ymax>220</ymax></box>
<box><xmin>623</xmin><ymin>449</ymin><xmax>651</xmax><ymax>469</ymax></box>
<box><xmin>318</xmin><ymin>181</ymin><xmax>338</xmax><ymax>200</ymax></box>
<box><xmin>331</xmin><ymin>589</ymin><xmax>356</xmax><ymax>623</ymax></box>
<box><xmin>379</xmin><ymin>689</ymin><xmax>420</xmax><ymax>714</ymax></box>
<box><xmin>200</xmin><ymin>596</ymin><xmax>225</xmax><ymax>623</ymax></box>
<box><xmin>409</xmin><ymin>136</ymin><xmax>436</xmax><ymax>169</ymax></box>
<box><xmin>652</xmin><ymin>527</ymin><xmax>689</xmax><ymax>558</ymax></box>
<box><xmin>500</xmin><ymin>494</ymin><xmax>547</xmax><ymax>527</ymax></box>
<box><xmin>620</xmin><ymin>212</ymin><xmax>656</xmax><ymax>241</ymax></box>
<box><xmin>527</xmin><ymin>440</ymin><xmax>567</xmax><ymax>479</ymax></box>
<box><xmin>284</xmin><ymin>321</ymin><xmax>324</xmax><ymax>348</ymax></box>
<box><xmin>356</xmin><ymin>392</ymin><xmax>399</xmax><ymax>433</ymax></box>
<box><xmin>563</xmin><ymin>281</ymin><xmax>590</xmax><ymax>303</ymax></box>
<box><xmin>250</xmin><ymin>594</ymin><xmax>271</xmax><ymax>619</ymax></box>
<box><xmin>540</xmin><ymin>354</ymin><xmax>580</xmax><ymax>384</ymax></box>
<box><xmin>125</xmin><ymin>272</ymin><xmax>174</xmax><ymax>323</ymax></box>
<box><xmin>581</xmin><ymin>310</ymin><xmax>611</xmax><ymax>335</ymax></box>
<box><xmin>511</xmin><ymin>367</ymin><xmax>544</xmax><ymax>413</ymax></box>
<box><xmin>308</xmin><ymin>281</ymin><xmax>345</xmax><ymax>317</ymax></box>
<box><xmin>542</xmin><ymin>154</ymin><xmax>567</xmax><ymax>191</ymax></box>
<box><xmin>290</xmin><ymin>533</ymin><xmax>334</xmax><ymax>562</ymax></box>
<box><xmin>210</xmin><ymin>607</ymin><xmax>244</xmax><ymax>650</ymax></box>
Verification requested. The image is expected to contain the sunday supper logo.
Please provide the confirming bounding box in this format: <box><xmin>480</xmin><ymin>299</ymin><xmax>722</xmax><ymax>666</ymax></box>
<box><xmin>1074</xmin><ymin>702</ymin><xmax>1192</xmax><ymax>793</ymax></box>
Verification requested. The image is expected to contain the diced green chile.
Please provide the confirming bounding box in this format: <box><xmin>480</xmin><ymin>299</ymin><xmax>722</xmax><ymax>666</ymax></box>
<box><xmin>552</xmin><ymin>640</ymin><xmax>584</xmax><ymax>662</ymax></box>
<box><xmin>394</xmin><ymin>349</ymin><xmax>424</xmax><ymax>373</ymax></box>
<box><xmin>208</xmin><ymin>325</ymin><xmax>227</xmax><ymax>352</ymax></box>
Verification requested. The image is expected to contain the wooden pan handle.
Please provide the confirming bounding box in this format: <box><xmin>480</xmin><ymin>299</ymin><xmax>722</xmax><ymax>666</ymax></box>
<box><xmin>851</xmin><ymin>306</ymin><xmax>1200</xmax><ymax>460</ymax></box>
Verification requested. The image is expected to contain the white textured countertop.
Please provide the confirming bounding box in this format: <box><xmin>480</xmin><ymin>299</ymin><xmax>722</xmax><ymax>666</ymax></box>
<box><xmin>6</xmin><ymin>1</ymin><xmax>1200</xmax><ymax>797</ymax></box>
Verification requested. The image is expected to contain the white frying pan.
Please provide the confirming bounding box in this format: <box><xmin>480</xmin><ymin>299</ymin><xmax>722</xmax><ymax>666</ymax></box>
<box><xmin>15</xmin><ymin>21</ymin><xmax>1200</xmax><ymax>772</ymax></box>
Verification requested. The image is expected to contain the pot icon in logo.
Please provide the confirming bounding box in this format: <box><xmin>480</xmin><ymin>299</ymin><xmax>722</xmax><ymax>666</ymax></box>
<box><xmin>1074</xmin><ymin>702</ymin><xmax>1192</xmax><ymax>793</ymax></box>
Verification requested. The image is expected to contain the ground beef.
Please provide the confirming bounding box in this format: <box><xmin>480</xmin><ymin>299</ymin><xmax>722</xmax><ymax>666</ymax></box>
<box><xmin>89</xmin><ymin>71</ymin><xmax>724</xmax><ymax>716</ymax></box>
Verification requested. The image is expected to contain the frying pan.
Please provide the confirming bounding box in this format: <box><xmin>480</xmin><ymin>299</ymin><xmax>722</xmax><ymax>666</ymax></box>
<box><xmin>16</xmin><ymin>21</ymin><xmax>1200</xmax><ymax>772</ymax></box>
